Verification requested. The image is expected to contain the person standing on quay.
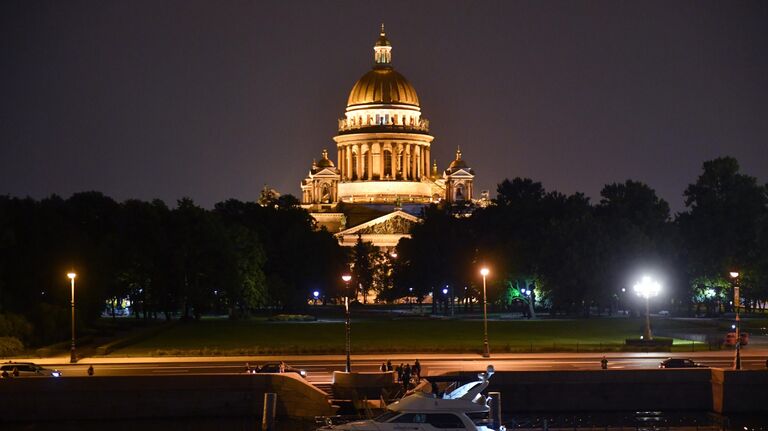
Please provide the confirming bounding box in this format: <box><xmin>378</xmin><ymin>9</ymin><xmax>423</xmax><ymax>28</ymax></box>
<box><xmin>402</xmin><ymin>364</ymin><xmax>411</xmax><ymax>392</ymax></box>
<box><xmin>380</xmin><ymin>362</ymin><xmax>387</xmax><ymax>372</ymax></box>
<box><xmin>386</xmin><ymin>360</ymin><xmax>393</xmax><ymax>372</ymax></box>
<box><xmin>413</xmin><ymin>359</ymin><xmax>421</xmax><ymax>383</ymax></box>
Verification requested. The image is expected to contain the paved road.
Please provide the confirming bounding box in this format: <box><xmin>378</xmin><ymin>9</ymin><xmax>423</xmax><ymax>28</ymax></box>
<box><xmin>16</xmin><ymin>350</ymin><xmax>768</xmax><ymax>384</ymax></box>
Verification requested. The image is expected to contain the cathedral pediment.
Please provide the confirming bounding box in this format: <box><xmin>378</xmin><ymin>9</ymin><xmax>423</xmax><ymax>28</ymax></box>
<box><xmin>446</xmin><ymin>168</ymin><xmax>474</xmax><ymax>178</ymax></box>
<box><xmin>311</xmin><ymin>167</ymin><xmax>341</xmax><ymax>177</ymax></box>
<box><xmin>336</xmin><ymin>210</ymin><xmax>421</xmax><ymax>237</ymax></box>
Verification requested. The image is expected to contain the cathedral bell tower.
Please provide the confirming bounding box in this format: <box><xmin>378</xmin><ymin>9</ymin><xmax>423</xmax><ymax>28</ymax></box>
<box><xmin>300</xmin><ymin>149</ymin><xmax>341</xmax><ymax>206</ymax></box>
<box><xmin>444</xmin><ymin>148</ymin><xmax>475</xmax><ymax>203</ymax></box>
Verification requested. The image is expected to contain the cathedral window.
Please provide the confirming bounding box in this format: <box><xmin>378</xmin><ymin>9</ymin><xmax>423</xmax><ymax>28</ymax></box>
<box><xmin>383</xmin><ymin>150</ymin><xmax>392</xmax><ymax>178</ymax></box>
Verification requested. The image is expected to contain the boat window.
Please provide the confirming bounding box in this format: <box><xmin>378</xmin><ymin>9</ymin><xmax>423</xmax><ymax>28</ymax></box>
<box><xmin>373</xmin><ymin>410</ymin><xmax>401</xmax><ymax>422</ymax></box>
<box><xmin>425</xmin><ymin>413</ymin><xmax>465</xmax><ymax>428</ymax></box>
<box><xmin>390</xmin><ymin>413</ymin><xmax>426</xmax><ymax>423</ymax></box>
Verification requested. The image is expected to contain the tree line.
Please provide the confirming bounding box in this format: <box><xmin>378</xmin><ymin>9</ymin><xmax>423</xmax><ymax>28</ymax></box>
<box><xmin>0</xmin><ymin>156</ymin><xmax>765</xmax><ymax>352</ymax></box>
<box><xmin>0</xmin><ymin>192</ymin><xmax>346</xmax><ymax>350</ymax></box>
<box><xmin>391</xmin><ymin>157</ymin><xmax>768</xmax><ymax>316</ymax></box>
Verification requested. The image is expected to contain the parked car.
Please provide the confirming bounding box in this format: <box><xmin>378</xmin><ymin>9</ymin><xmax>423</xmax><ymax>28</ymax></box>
<box><xmin>659</xmin><ymin>358</ymin><xmax>705</xmax><ymax>369</ymax></box>
<box><xmin>255</xmin><ymin>362</ymin><xmax>307</xmax><ymax>378</ymax></box>
<box><xmin>0</xmin><ymin>362</ymin><xmax>61</xmax><ymax>377</ymax></box>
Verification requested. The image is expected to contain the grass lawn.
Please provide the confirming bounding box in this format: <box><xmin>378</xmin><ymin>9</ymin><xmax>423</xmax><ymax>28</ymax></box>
<box><xmin>112</xmin><ymin>317</ymin><xmax>712</xmax><ymax>356</ymax></box>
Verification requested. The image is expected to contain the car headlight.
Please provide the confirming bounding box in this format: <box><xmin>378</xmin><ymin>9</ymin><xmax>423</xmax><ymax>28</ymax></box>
<box><xmin>52</xmin><ymin>371</ymin><xmax>61</xmax><ymax>377</ymax></box>
<box><xmin>300</xmin><ymin>370</ymin><xmax>307</xmax><ymax>376</ymax></box>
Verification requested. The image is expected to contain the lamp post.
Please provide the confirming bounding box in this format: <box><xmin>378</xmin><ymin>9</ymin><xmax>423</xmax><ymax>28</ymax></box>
<box><xmin>341</xmin><ymin>273</ymin><xmax>352</xmax><ymax>372</ymax></box>
<box><xmin>480</xmin><ymin>267</ymin><xmax>490</xmax><ymax>358</ymax></box>
<box><xmin>67</xmin><ymin>272</ymin><xmax>77</xmax><ymax>363</ymax></box>
<box><xmin>313</xmin><ymin>290</ymin><xmax>320</xmax><ymax>306</ymax></box>
<box><xmin>633</xmin><ymin>276</ymin><xmax>661</xmax><ymax>341</ymax></box>
<box><xmin>730</xmin><ymin>271</ymin><xmax>741</xmax><ymax>370</ymax></box>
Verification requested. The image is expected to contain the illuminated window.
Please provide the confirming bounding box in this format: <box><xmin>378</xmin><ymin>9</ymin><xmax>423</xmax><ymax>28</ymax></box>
<box><xmin>384</xmin><ymin>150</ymin><xmax>392</xmax><ymax>177</ymax></box>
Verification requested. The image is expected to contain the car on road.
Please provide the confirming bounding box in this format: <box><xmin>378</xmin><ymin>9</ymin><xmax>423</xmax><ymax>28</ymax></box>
<box><xmin>658</xmin><ymin>358</ymin><xmax>705</xmax><ymax>369</ymax></box>
<box><xmin>1</xmin><ymin>362</ymin><xmax>61</xmax><ymax>377</ymax></box>
<box><xmin>254</xmin><ymin>362</ymin><xmax>307</xmax><ymax>378</ymax></box>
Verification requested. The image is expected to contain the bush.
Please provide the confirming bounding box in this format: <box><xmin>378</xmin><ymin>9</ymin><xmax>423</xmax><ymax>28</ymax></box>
<box><xmin>0</xmin><ymin>313</ymin><xmax>33</xmax><ymax>342</ymax></box>
<box><xmin>0</xmin><ymin>337</ymin><xmax>24</xmax><ymax>357</ymax></box>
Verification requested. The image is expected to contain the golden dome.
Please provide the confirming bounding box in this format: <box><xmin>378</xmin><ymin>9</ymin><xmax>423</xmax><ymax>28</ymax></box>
<box><xmin>347</xmin><ymin>67</ymin><xmax>420</xmax><ymax>107</ymax></box>
<box><xmin>446</xmin><ymin>148</ymin><xmax>473</xmax><ymax>174</ymax></box>
<box><xmin>316</xmin><ymin>149</ymin><xmax>335</xmax><ymax>168</ymax></box>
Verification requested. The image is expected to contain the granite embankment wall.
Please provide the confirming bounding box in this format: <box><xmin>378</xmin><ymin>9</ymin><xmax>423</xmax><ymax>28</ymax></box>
<box><xmin>0</xmin><ymin>373</ymin><xmax>335</xmax><ymax>422</ymax></box>
<box><xmin>711</xmin><ymin>369</ymin><xmax>768</xmax><ymax>413</ymax></box>
<box><xmin>445</xmin><ymin>369</ymin><xmax>768</xmax><ymax>414</ymax></box>
<box><xmin>2</xmin><ymin>369</ymin><xmax>766</xmax><ymax>423</ymax></box>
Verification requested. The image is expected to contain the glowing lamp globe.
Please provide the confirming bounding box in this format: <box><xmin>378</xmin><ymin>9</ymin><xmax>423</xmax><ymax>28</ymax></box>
<box><xmin>633</xmin><ymin>276</ymin><xmax>661</xmax><ymax>299</ymax></box>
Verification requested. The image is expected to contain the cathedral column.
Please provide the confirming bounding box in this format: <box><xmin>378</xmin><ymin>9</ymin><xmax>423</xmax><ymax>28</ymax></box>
<box><xmin>366</xmin><ymin>146</ymin><xmax>373</xmax><ymax>180</ymax></box>
<box><xmin>380</xmin><ymin>143</ymin><xmax>385</xmax><ymax>179</ymax></box>
<box><xmin>346</xmin><ymin>145</ymin><xmax>352</xmax><ymax>180</ymax></box>
<box><xmin>416</xmin><ymin>146</ymin><xmax>421</xmax><ymax>180</ymax></box>
<box><xmin>348</xmin><ymin>145</ymin><xmax>353</xmax><ymax>180</ymax></box>
<box><xmin>356</xmin><ymin>143</ymin><xmax>362</xmax><ymax>181</ymax></box>
<box><xmin>341</xmin><ymin>146</ymin><xmax>347</xmax><ymax>180</ymax></box>
<box><xmin>405</xmin><ymin>144</ymin><xmax>411</xmax><ymax>180</ymax></box>
<box><xmin>392</xmin><ymin>142</ymin><xmax>399</xmax><ymax>179</ymax></box>
<box><xmin>338</xmin><ymin>148</ymin><xmax>343</xmax><ymax>178</ymax></box>
<box><xmin>409</xmin><ymin>144</ymin><xmax>415</xmax><ymax>180</ymax></box>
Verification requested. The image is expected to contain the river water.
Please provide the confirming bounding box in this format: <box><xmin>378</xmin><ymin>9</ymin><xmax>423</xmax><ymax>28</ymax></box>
<box><xmin>5</xmin><ymin>412</ymin><xmax>768</xmax><ymax>431</ymax></box>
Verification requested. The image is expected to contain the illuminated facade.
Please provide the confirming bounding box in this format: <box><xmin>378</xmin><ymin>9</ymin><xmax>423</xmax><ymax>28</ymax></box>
<box><xmin>300</xmin><ymin>26</ymin><xmax>478</xmax><ymax>247</ymax></box>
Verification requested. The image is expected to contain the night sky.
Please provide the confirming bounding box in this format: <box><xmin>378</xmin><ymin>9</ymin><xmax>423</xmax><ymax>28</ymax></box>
<box><xmin>2</xmin><ymin>1</ymin><xmax>766</xmax><ymax>213</ymax></box>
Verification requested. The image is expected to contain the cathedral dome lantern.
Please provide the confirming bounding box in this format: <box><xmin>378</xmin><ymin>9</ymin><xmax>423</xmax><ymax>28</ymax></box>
<box><xmin>340</xmin><ymin>25</ymin><xmax>427</xmax><ymax>135</ymax></box>
<box><xmin>374</xmin><ymin>23</ymin><xmax>392</xmax><ymax>64</ymax></box>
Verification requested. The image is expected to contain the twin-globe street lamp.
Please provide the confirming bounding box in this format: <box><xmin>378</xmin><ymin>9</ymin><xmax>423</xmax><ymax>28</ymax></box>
<box><xmin>633</xmin><ymin>276</ymin><xmax>661</xmax><ymax>341</ymax></box>
<box><xmin>67</xmin><ymin>272</ymin><xmax>77</xmax><ymax>363</ymax></box>
<box><xmin>480</xmin><ymin>267</ymin><xmax>490</xmax><ymax>358</ymax></box>
<box><xmin>341</xmin><ymin>273</ymin><xmax>352</xmax><ymax>373</ymax></box>
<box><xmin>730</xmin><ymin>271</ymin><xmax>741</xmax><ymax>370</ymax></box>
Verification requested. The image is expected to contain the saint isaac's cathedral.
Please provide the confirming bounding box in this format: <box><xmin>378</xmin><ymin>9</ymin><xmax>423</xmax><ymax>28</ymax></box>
<box><xmin>299</xmin><ymin>26</ymin><xmax>482</xmax><ymax>248</ymax></box>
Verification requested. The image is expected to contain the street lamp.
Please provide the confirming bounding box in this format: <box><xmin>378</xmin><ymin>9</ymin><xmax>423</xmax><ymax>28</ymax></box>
<box><xmin>341</xmin><ymin>273</ymin><xmax>352</xmax><ymax>372</ymax></box>
<box><xmin>633</xmin><ymin>276</ymin><xmax>661</xmax><ymax>341</ymax></box>
<box><xmin>313</xmin><ymin>290</ymin><xmax>320</xmax><ymax>305</ymax></box>
<box><xmin>67</xmin><ymin>272</ymin><xmax>77</xmax><ymax>363</ymax></box>
<box><xmin>730</xmin><ymin>271</ymin><xmax>741</xmax><ymax>370</ymax></box>
<box><xmin>480</xmin><ymin>267</ymin><xmax>490</xmax><ymax>358</ymax></box>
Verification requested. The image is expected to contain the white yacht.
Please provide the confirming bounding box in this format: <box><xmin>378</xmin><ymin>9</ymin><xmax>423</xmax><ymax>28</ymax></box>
<box><xmin>317</xmin><ymin>366</ymin><xmax>505</xmax><ymax>431</ymax></box>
